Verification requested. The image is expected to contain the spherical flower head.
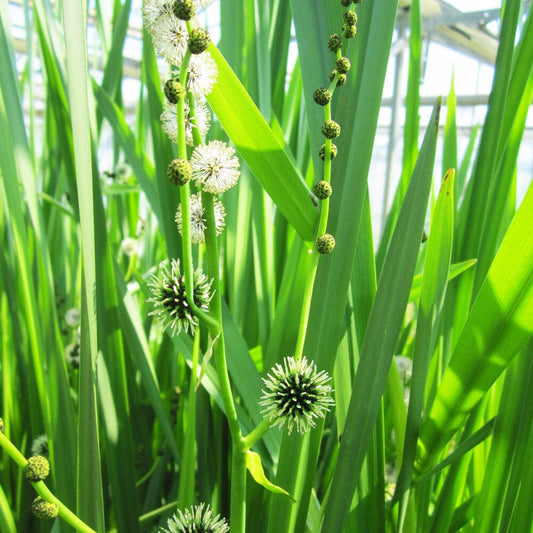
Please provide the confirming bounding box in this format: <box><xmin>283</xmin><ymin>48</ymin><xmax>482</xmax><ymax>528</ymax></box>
<box><xmin>188</xmin><ymin>27</ymin><xmax>210</xmax><ymax>54</ymax></box>
<box><xmin>147</xmin><ymin>259</ymin><xmax>213</xmax><ymax>335</ymax></box>
<box><xmin>173</xmin><ymin>0</ymin><xmax>196</xmax><ymax>20</ymax></box>
<box><xmin>24</xmin><ymin>455</ymin><xmax>50</xmax><ymax>482</ymax></box>
<box><xmin>260</xmin><ymin>356</ymin><xmax>334</xmax><ymax>434</ymax></box>
<box><xmin>316</xmin><ymin>234</ymin><xmax>335</xmax><ymax>254</ymax></box>
<box><xmin>32</xmin><ymin>497</ymin><xmax>59</xmax><ymax>520</ymax></box>
<box><xmin>313</xmin><ymin>180</ymin><xmax>332</xmax><ymax>200</ymax></box>
<box><xmin>341</xmin><ymin>0</ymin><xmax>353</xmax><ymax>6</ymax></box>
<box><xmin>190</xmin><ymin>140</ymin><xmax>240</xmax><ymax>194</ymax></box>
<box><xmin>186</xmin><ymin>52</ymin><xmax>218</xmax><ymax>97</ymax></box>
<box><xmin>161</xmin><ymin>503</ymin><xmax>229</xmax><ymax>533</ymax></box>
<box><xmin>344</xmin><ymin>25</ymin><xmax>357</xmax><ymax>39</ymax></box>
<box><xmin>143</xmin><ymin>0</ymin><xmax>174</xmax><ymax>31</ymax></box>
<box><xmin>344</xmin><ymin>10</ymin><xmax>358</xmax><ymax>25</ymax></box>
<box><xmin>335</xmin><ymin>56</ymin><xmax>351</xmax><ymax>74</ymax></box>
<box><xmin>321</xmin><ymin>120</ymin><xmax>341</xmax><ymax>139</ymax></box>
<box><xmin>175</xmin><ymin>193</ymin><xmax>226</xmax><ymax>244</ymax></box>
<box><xmin>161</xmin><ymin>99</ymin><xmax>211</xmax><ymax>146</ymax></box>
<box><xmin>313</xmin><ymin>87</ymin><xmax>332</xmax><ymax>106</ymax></box>
<box><xmin>328</xmin><ymin>33</ymin><xmax>342</xmax><ymax>52</ymax></box>
<box><xmin>30</xmin><ymin>435</ymin><xmax>49</xmax><ymax>458</ymax></box>
<box><xmin>164</xmin><ymin>78</ymin><xmax>187</xmax><ymax>104</ymax></box>
<box><xmin>168</xmin><ymin>158</ymin><xmax>192</xmax><ymax>186</ymax></box>
<box><xmin>319</xmin><ymin>143</ymin><xmax>338</xmax><ymax>161</ymax></box>
<box><xmin>64</xmin><ymin>307</ymin><xmax>81</xmax><ymax>328</ymax></box>
<box><xmin>146</xmin><ymin>8</ymin><xmax>189</xmax><ymax>66</ymax></box>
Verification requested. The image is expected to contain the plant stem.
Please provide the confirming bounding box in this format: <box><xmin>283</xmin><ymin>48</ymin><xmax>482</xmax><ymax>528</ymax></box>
<box><xmin>202</xmin><ymin>191</ymin><xmax>246</xmax><ymax>532</ymax></box>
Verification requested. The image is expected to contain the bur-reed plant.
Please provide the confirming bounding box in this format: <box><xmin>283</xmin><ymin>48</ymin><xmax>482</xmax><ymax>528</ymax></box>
<box><xmin>0</xmin><ymin>0</ymin><xmax>532</xmax><ymax>532</ymax></box>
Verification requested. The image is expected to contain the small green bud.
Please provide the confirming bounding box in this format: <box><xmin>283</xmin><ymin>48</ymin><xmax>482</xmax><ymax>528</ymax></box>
<box><xmin>335</xmin><ymin>57</ymin><xmax>351</xmax><ymax>74</ymax></box>
<box><xmin>32</xmin><ymin>497</ymin><xmax>59</xmax><ymax>520</ymax></box>
<box><xmin>321</xmin><ymin>120</ymin><xmax>341</xmax><ymax>139</ymax></box>
<box><xmin>24</xmin><ymin>455</ymin><xmax>50</xmax><ymax>482</ymax></box>
<box><xmin>164</xmin><ymin>78</ymin><xmax>186</xmax><ymax>104</ymax></box>
<box><xmin>319</xmin><ymin>143</ymin><xmax>338</xmax><ymax>160</ymax></box>
<box><xmin>167</xmin><ymin>158</ymin><xmax>192</xmax><ymax>186</ymax></box>
<box><xmin>313</xmin><ymin>87</ymin><xmax>332</xmax><ymax>106</ymax></box>
<box><xmin>173</xmin><ymin>0</ymin><xmax>195</xmax><ymax>20</ymax></box>
<box><xmin>344</xmin><ymin>11</ymin><xmax>358</xmax><ymax>25</ymax></box>
<box><xmin>188</xmin><ymin>28</ymin><xmax>210</xmax><ymax>54</ymax></box>
<box><xmin>341</xmin><ymin>0</ymin><xmax>353</xmax><ymax>6</ymax></box>
<box><xmin>313</xmin><ymin>181</ymin><xmax>332</xmax><ymax>200</ymax></box>
<box><xmin>344</xmin><ymin>25</ymin><xmax>357</xmax><ymax>39</ymax></box>
<box><xmin>330</xmin><ymin>70</ymin><xmax>347</xmax><ymax>86</ymax></box>
<box><xmin>316</xmin><ymin>234</ymin><xmax>335</xmax><ymax>254</ymax></box>
<box><xmin>328</xmin><ymin>33</ymin><xmax>342</xmax><ymax>53</ymax></box>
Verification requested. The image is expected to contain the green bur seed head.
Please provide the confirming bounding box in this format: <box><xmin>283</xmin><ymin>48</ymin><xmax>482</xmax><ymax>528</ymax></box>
<box><xmin>335</xmin><ymin>56</ymin><xmax>351</xmax><ymax>74</ymax></box>
<box><xmin>344</xmin><ymin>11</ymin><xmax>358</xmax><ymax>25</ymax></box>
<box><xmin>316</xmin><ymin>234</ymin><xmax>335</xmax><ymax>254</ymax></box>
<box><xmin>341</xmin><ymin>0</ymin><xmax>353</xmax><ymax>6</ymax></box>
<box><xmin>164</xmin><ymin>78</ymin><xmax>186</xmax><ymax>104</ymax></box>
<box><xmin>313</xmin><ymin>87</ymin><xmax>332</xmax><ymax>106</ymax></box>
<box><xmin>188</xmin><ymin>28</ymin><xmax>210</xmax><ymax>54</ymax></box>
<box><xmin>328</xmin><ymin>33</ymin><xmax>342</xmax><ymax>52</ymax></box>
<box><xmin>173</xmin><ymin>0</ymin><xmax>195</xmax><ymax>20</ymax></box>
<box><xmin>167</xmin><ymin>158</ymin><xmax>192</xmax><ymax>186</ymax></box>
<box><xmin>313</xmin><ymin>181</ymin><xmax>332</xmax><ymax>200</ymax></box>
<box><xmin>24</xmin><ymin>455</ymin><xmax>50</xmax><ymax>482</ymax></box>
<box><xmin>260</xmin><ymin>356</ymin><xmax>334</xmax><ymax>435</ymax></box>
<box><xmin>319</xmin><ymin>143</ymin><xmax>338</xmax><ymax>160</ymax></box>
<box><xmin>321</xmin><ymin>120</ymin><xmax>341</xmax><ymax>139</ymax></box>
<box><xmin>162</xmin><ymin>503</ymin><xmax>229</xmax><ymax>533</ymax></box>
<box><xmin>344</xmin><ymin>25</ymin><xmax>357</xmax><ymax>39</ymax></box>
<box><xmin>32</xmin><ymin>497</ymin><xmax>59</xmax><ymax>520</ymax></box>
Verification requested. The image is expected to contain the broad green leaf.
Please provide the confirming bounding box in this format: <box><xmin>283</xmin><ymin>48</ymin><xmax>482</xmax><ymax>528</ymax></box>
<box><xmin>246</xmin><ymin>450</ymin><xmax>294</xmax><ymax>500</ymax></box>
<box><xmin>207</xmin><ymin>43</ymin><xmax>318</xmax><ymax>242</ymax></box>
<box><xmin>416</xmin><ymin>180</ymin><xmax>533</xmax><ymax>473</ymax></box>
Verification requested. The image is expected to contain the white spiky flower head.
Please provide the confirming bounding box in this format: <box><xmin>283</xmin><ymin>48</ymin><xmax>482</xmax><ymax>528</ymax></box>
<box><xmin>175</xmin><ymin>193</ymin><xmax>226</xmax><ymax>244</ymax></box>
<box><xmin>144</xmin><ymin>2</ymin><xmax>189</xmax><ymax>66</ymax></box>
<box><xmin>191</xmin><ymin>140</ymin><xmax>240</xmax><ymax>194</ymax></box>
<box><xmin>186</xmin><ymin>52</ymin><xmax>218</xmax><ymax>97</ymax></box>
<box><xmin>260</xmin><ymin>356</ymin><xmax>334</xmax><ymax>435</ymax></box>
<box><xmin>161</xmin><ymin>503</ymin><xmax>229</xmax><ymax>533</ymax></box>
<box><xmin>147</xmin><ymin>259</ymin><xmax>213</xmax><ymax>336</ymax></box>
<box><xmin>161</xmin><ymin>99</ymin><xmax>211</xmax><ymax>146</ymax></box>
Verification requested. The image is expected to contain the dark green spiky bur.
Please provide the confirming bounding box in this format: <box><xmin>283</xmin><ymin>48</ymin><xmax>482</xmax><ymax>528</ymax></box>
<box><xmin>319</xmin><ymin>143</ymin><xmax>338</xmax><ymax>160</ymax></box>
<box><xmin>321</xmin><ymin>120</ymin><xmax>341</xmax><ymax>139</ymax></box>
<box><xmin>188</xmin><ymin>27</ymin><xmax>210</xmax><ymax>54</ymax></box>
<box><xmin>32</xmin><ymin>497</ymin><xmax>59</xmax><ymax>520</ymax></box>
<box><xmin>313</xmin><ymin>87</ymin><xmax>332</xmax><ymax>106</ymax></box>
<box><xmin>335</xmin><ymin>56</ymin><xmax>351</xmax><ymax>74</ymax></box>
<box><xmin>316</xmin><ymin>234</ymin><xmax>335</xmax><ymax>254</ymax></box>
<box><xmin>341</xmin><ymin>0</ymin><xmax>353</xmax><ymax>6</ymax></box>
<box><xmin>164</xmin><ymin>78</ymin><xmax>186</xmax><ymax>104</ymax></box>
<box><xmin>173</xmin><ymin>0</ymin><xmax>195</xmax><ymax>20</ymax></box>
<box><xmin>344</xmin><ymin>25</ymin><xmax>357</xmax><ymax>39</ymax></box>
<box><xmin>167</xmin><ymin>158</ymin><xmax>192</xmax><ymax>186</ymax></box>
<box><xmin>344</xmin><ymin>10</ymin><xmax>358</xmax><ymax>25</ymax></box>
<box><xmin>313</xmin><ymin>181</ymin><xmax>333</xmax><ymax>200</ymax></box>
<box><xmin>24</xmin><ymin>455</ymin><xmax>50</xmax><ymax>482</ymax></box>
<box><xmin>328</xmin><ymin>33</ymin><xmax>342</xmax><ymax>52</ymax></box>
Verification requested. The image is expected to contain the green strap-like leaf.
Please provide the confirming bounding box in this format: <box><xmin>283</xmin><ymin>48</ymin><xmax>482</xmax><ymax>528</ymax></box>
<box><xmin>206</xmin><ymin>44</ymin><xmax>318</xmax><ymax>242</ymax></box>
<box><xmin>246</xmin><ymin>450</ymin><xmax>294</xmax><ymax>500</ymax></box>
<box><xmin>416</xmin><ymin>180</ymin><xmax>533</xmax><ymax>473</ymax></box>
